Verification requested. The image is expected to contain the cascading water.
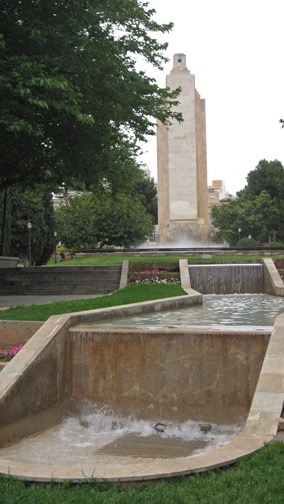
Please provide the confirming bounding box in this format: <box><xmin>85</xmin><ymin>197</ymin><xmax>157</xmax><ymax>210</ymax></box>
<box><xmin>188</xmin><ymin>264</ymin><xmax>264</xmax><ymax>294</ymax></box>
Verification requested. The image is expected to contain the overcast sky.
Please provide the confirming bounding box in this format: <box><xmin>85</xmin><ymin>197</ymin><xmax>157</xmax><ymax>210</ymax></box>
<box><xmin>139</xmin><ymin>0</ymin><xmax>284</xmax><ymax>195</ymax></box>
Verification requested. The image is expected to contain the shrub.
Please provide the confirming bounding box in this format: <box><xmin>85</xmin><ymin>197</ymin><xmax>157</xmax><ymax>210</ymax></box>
<box><xmin>236</xmin><ymin>237</ymin><xmax>259</xmax><ymax>248</ymax></box>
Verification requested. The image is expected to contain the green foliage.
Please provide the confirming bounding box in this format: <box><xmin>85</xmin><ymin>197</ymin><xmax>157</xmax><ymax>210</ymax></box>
<box><xmin>237</xmin><ymin>159</ymin><xmax>284</xmax><ymax>200</ymax></box>
<box><xmin>0</xmin><ymin>1</ymin><xmax>182</xmax><ymax>192</ymax></box>
<box><xmin>134</xmin><ymin>173</ymin><xmax>157</xmax><ymax>224</ymax></box>
<box><xmin>0</xmin><ymin>186</ymin><xmax>56</xmax><ymax>264</ymax></box>
<box><xmin>270</xmin><ymin>241</ymin><xmax>284</xmax><ymax>248</ymax></box>
<box><xmin>212</xmin><ymin>160</ymin><xmax>284</xmax><ymax>246</ymax></box>
<box><xmin>55</xmin><ymin>191</ymin><xmax>153</xmax><ymax>250</ymax></box>
<box><xmin>236</xmin><ymin>237</ymin><xmax>259</xmax><ymax>248</ymax></box>
<box><xmin>0</xmin><ymin>188</ymin><xmax>11</xmax><ymax>255</ymax></box>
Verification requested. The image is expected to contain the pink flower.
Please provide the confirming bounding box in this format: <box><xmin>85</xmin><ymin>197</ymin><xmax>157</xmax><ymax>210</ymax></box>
<box><xmin>0</xmin><ymin>344</ymin><xmax>23</xmax><ymax>361</ymax></box>
<box><xmin>10</xmin><ymin>345</ymin><xmax>23</xmax><ymax>355</ymax></box>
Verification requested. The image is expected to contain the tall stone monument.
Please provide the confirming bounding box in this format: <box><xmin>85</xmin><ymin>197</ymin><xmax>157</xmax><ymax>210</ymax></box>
<box><xmin>156</xmin><ymin>53</ymin><xmax>210</xmax><ymax>244</ymax></box>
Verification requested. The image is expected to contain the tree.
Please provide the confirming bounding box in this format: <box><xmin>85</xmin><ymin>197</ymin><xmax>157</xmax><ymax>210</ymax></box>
<box><xmin>0</xmin><ymin>1</ymin><xmax>182</xmax><ymax>193</ymax></box>
<box><xmin>211</xmin><ymin>190</ymin><xmax>282</xmax><ymax>246</ymax></box>
<box><xmin>133</xmin><ymin>172</ymin><xmax>157</xmax><ymax>224</ymax></box>
<box><xmin>237</xmin><ymin>159</ymin><xmax>284</xmax><ymax>200</ymax></box>
<box><xmin>1</xmin><ymin>186</ymin><xmax>56</xmax><ymax>264</ymax></box>
<box><xmin>55</xmin><ymin>191</ymin><xmax>153</xmax><ymax>250</ymax></box>
<box><xmin>211</xmin><ymin>160</ymin><xmax>284</xmax><ymax>246</ymax></box>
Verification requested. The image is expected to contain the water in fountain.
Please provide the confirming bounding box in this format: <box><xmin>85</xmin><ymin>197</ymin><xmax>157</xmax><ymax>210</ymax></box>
<box><xmin>89</xmin><ymin>293</ymin><xmax>284</xmax><ymax>330</ymax></box>
<box><xmin>0</xmin><ymin>401</ymin><xmax>243</xmax><ymax>464</ymax></box>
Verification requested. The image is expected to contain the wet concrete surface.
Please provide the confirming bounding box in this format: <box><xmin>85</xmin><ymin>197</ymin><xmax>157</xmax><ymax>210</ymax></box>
<box><xmin>97</xmin><ymin>434</ymin><xmax>209</xmax><ymax>458</ymax></box>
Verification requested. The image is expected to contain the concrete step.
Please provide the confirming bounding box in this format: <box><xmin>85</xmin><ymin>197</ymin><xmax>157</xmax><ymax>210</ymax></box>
<box><xmin>0</xmin><ymin>266</ymin><xmax>122</xmax><ymax>296</ymax></box>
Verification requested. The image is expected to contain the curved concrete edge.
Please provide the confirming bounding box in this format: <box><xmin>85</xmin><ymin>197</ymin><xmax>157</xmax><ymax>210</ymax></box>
<box><xmin>0</xmin><ymin>421</ymin><xmax>279</xmax><ymax>483</ymax></box>
<box><xmin>0</xmin><ymin>435</ymin><xmax>268</xmax><ymax>482</ymax></box>
<box><xmin>0</xmin><ymin>303</ymin><xmax>283</xmax><ymax>483</ymax></box>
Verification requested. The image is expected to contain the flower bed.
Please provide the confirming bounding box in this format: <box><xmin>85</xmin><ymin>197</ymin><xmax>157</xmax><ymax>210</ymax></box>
<box><xmin>128</xmin><ymin>263</ymin><xmax>180</xmax><ymax>284</ymax></box>
<box><xmin>0</xmin><ymin>344</ymin><xmax>23</xmax><ymax>362</ymax></box>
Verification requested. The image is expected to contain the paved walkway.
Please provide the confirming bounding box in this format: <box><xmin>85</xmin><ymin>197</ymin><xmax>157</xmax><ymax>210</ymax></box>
<box><xmin>0</xmin><ymin>295</ymin><xmax>102</xmax><ymax>311</ymax></box>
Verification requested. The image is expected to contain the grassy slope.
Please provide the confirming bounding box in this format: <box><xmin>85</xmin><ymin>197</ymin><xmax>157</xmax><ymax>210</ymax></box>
<box><xmin>0</xmin><ymin>283</ymin><xmax>186</xmax><ymax>321</ymax></box>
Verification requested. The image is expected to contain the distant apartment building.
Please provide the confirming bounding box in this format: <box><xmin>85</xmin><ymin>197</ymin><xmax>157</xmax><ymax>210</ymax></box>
<box><xmin>208</xmin><ymin>180</ymin><xmax>227</xmax><ymax>208</ymax></box>
<box><xmin>207</xmin><ymin>180</ymin><xmax>230</xmax><ymax>238</ymax></box>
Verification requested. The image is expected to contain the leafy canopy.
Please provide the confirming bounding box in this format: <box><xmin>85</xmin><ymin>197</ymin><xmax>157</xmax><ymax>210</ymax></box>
<box><xmin>55</xmin><ymin>191</ymin><xmax>153</xmax><ymax>250</ymax></box>
<box><xmin>0</xmin><ymin>0</ymin><xmax>182</xmax><ymax>191</ymax></box>
<box><xmin>211</xmin><ymin>160</ymin><xmax>284</xmax><ymax>246</ymax></box>
<box><xmin>237</xmin><ymin>159</ymin><xmax>284</xmax><ymax>200</ymax></box>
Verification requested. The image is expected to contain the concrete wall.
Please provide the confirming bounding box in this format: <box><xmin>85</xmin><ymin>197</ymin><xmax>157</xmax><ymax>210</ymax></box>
<box><xmin>0</xmin><ymin>265</ymin><xmax>122</xmax><ymax>295</ymax></box>
<box><xmin>263</xmin><ymin>258</ymin><xmax>284</xmax><ymax>296</ymax></box>
<box><xmin>0</xmin><ymin>321</ymin><xmax>43</xmax><ymax>347</ymax></box>
<box><xmin>0</xmin><ymin>257</ymin><xmax>18</xmax><ymax>268</ymax></box>
<box><xmin>0</xmin><ymin>293</ymin><xmax>202</xmax><ymax>447</ymax></box>
<box><xmin>0</xmin><ymin>316</ymin><xmax>73</xmax><ymax>447</ymax></box>
<box><xmin>70</xmin><ymin>327</ymin><xmax>269</xmax><ymax>425</ymax></box>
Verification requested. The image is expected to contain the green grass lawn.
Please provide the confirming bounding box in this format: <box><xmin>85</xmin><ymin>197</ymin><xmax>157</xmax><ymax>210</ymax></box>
<box><xmin>0</xmin><ymin>283</ymin><xmax>186</xmax><ymax>321</ymax></box>
<box><xmin>0</xmin><ymin>441</ymin><xmax>283</xmax><ymax>503</ymax></box>
<box><xmin>47</xmin><ymin>251</ymin><xmax>284</xmax><ymax>266</ymax></box>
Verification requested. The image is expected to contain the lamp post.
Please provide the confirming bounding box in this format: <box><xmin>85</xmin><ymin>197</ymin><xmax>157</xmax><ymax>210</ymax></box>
<box><xmin>54</xmin><ymin>231</ymin><xmax>57</xmax><ymax>263</ymax></box>
<box><xmin>27</xmin><ymin>222</ymin><xmax>32</xmax><ymax>267</ymax></box>
<box><xmin>238</xmin><ymin>227</ymin><xmax>241</xmax><ymax>241</ymax></box>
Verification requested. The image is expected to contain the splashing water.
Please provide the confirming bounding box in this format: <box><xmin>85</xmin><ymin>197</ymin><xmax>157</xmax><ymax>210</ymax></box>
<box><xmin>0</xmin><ymin>402</ymin><xmax>243</xmax><ymax>464</ymax></box>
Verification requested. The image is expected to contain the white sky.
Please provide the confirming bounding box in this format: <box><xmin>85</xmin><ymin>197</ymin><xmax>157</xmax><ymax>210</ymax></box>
<box><xmin>139</xmin><ymin>0</ymin><xmax>284</xmax><ymax>196</ymax></box>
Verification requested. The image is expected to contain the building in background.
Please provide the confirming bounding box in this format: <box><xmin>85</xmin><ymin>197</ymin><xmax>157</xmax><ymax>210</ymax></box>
<box><xmin>208</xmin><ymin>180</ymin><xmax>227</xmax><ymax>208</ymax></box>
<box><xmin>208</xmin><ymin>179</ymin><xmax>231</xmax><ymax>238</ymax></box>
